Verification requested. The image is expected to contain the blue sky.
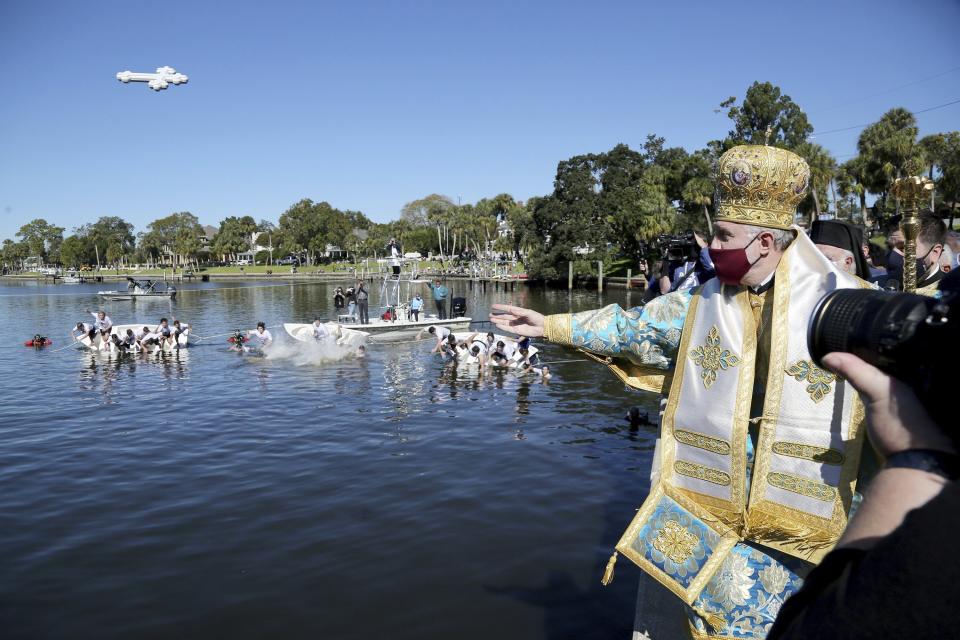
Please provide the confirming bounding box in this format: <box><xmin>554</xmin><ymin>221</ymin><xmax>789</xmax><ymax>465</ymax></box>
<box><xmin>1</xmin><ymin>0</ymin><xmax>958</xmax><ymax>241</ymax></box>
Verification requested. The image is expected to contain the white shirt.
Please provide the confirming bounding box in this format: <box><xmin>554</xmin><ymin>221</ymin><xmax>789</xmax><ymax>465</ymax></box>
<box><xmin>76</xmin><ymin>322</ymin><xmax>93</xmax><ymax>335</ymax></box>
<box><xmin>174</xmin><ymin>323</ymin><xmax>190</xmax><ymax>333</ymax></box>
<box><xmin>470</xmin><ymin>340</ymin><xmax>488</xmax><ymax>355</ymax></box>
<box><xmin>249</xmin><ymin>329</ymin><xmax>272</xmax><ymax>346</ymax></box>
<box><xmin>140</xmin><ymin>331</ymin><xmax>161</xmax><ymax>342</ymax></box>
<box><xmin>430</xmin><ymin>326</ymin><xmax>452</xmax><ymax>341</ymax></box>
<box><xmin>91</xmin><ymin>312</ymin><xmax>112</xmax><ymax>331</ymax></box>
<box><xmin>312</xmin><ymin>323</ymin><xmax>330</xmax><ymax>340</ymax></box>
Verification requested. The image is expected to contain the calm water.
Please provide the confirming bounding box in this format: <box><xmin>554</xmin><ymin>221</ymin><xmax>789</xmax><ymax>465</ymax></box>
<box><xmin>0</xmin><ymin>278</ymin><xmax>661</xmax><ymax>639</ymax></box>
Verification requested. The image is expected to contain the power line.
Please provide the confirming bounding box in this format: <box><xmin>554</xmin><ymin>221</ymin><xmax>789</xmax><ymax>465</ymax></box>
<box><xmin>815</xmin><ymin>65</ymin><xmax>960</xmax><ymax>113</ymax></box>
<box><xmin>810</xmin><ymin>97</ymin><xmax>960</xmax><ymax>137</ymax></box>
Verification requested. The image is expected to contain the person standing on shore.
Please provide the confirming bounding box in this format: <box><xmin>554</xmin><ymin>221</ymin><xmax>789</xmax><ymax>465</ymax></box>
<box><xmin>410</xmin><ymin>294</ymin><xmax>424</xmax><ymax>321</ymax></box>
<box><xmin>427</xmin><ymin>279</ymin><xmax>449</xmax><ymax>319</ymax></box>
<box><xmin>356</xmin><ymin>281</ymin><xmax>369</xmax><ymax>324</ymax></box>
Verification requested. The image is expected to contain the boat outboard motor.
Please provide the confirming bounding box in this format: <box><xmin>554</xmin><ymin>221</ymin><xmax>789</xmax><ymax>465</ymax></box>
<box><xmin>451</xmin><ymin>297</ymin><xmax>467</xmax><ymax>318</ymax></box>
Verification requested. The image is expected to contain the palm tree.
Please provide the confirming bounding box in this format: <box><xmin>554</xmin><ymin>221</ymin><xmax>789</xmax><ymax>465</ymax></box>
<box><xmin>682</xmin><ymin>176</ymin><xmax>714</xmax><ymax>234</ymax></box>
<box><xmin>837</xmin><ymin>157</ymin><xmax>872</xmax><ymax>228</ymax></box>
<box><xmin>797</xmin><ymin>142</ymin><xmax>838</xmax><ymax>224</ymax></box>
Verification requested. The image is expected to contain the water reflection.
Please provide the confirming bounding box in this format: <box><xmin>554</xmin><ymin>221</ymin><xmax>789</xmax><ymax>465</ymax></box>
<box><xmin>76</xmin><ymin>349</ymin><xmax>191</xmax><ymax>403</ymax></box>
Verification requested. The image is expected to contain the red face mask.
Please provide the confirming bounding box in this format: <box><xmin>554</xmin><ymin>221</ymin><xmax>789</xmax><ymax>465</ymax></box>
<box><xmin>710</xmin><ymin>233</ymin><xmax>761</xmax><ymax>286</ymax></box>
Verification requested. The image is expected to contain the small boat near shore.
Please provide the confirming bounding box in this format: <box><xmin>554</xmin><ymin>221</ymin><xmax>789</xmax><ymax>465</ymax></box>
<box><xmin>99</xmin><ymin>277</ymin><xmax>176</xmax><ymax>301</ymax></box>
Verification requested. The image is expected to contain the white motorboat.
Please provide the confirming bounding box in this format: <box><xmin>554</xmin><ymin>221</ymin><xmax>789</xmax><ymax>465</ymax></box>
<box><xmin>283</xmin><ymin>322</ymin><xmax>369</xmax><ymax>349</ymax></box>
<box><xmin>62</xmin><ymin>271</ymin><xmax>86</xmax><ymax>284</ymax></box>
<box><xmin>342</xmin><ymin>268</ymin><xmax>472</xmax><ymax>341</ymax></box>
<box><xmin>99</xmin><ymin>277</ymin><xmax>176</xmax><ymax>301</ymax></box>
<box><xmin>342</xmin><ymin>313</ymin><xmax>472</xmax><ymax>342</ymax></box>
<box><xmin>73</xmin><ymin>322</ymin><xmax>190</xmax><ymax>354</ymax></box>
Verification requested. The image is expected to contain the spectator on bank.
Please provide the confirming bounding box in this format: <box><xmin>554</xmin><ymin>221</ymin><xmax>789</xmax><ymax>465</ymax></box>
<box><xmin>356</xmin><ymin>281</ymin><xmax>369</xmax><ymax>324</ymax></box>
<box><xmin>427</xmin><ymin>279</ymin><xmax>449</xmax><ymax>319</ymax></box>
<box><xmin>333</xmin><ymin>287</ymin><xmax>345</xmax><ymax>314</ymax></box>
<box><xmin>410</xmin><ymin>294</ymin><xmax>423</xmax><ymax>321</ymax></box>
<box><xmin>346</xmin><ymin>287</ymin><xmax>357</xmax><ymax>318</ymax></box>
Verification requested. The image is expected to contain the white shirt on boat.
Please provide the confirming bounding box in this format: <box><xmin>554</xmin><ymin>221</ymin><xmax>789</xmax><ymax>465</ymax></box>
<box><xmin>91</xmin><ymin>312</ymin><xmax>112</xmax><ymax>331</ymax></box>
<box><xmin>140</xmin><ymin>331</ymin><xmax>161</xmax><ymax>342</ymax></box>
<box><xmin>76</xmin><ymin>322</ymin><xmax>93</xmax><ymax>336</ymax></box>
<box><xmin>312</xmin><ymin>323</ymin><xmax>330</xmax><ymax>340</ymax></box>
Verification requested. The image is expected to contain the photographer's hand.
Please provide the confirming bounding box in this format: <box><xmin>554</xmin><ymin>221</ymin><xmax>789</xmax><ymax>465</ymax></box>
<box><xmin>822</xmin><ymin>352</ymin><xmax>953</xmax><ymax>550</ymax></box>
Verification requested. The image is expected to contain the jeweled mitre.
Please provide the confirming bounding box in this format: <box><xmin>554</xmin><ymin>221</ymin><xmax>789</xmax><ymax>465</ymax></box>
<box><xmin>715</xmin><ymin>145</ymin><xmax>810</xmax><ymax>230</ymax></box>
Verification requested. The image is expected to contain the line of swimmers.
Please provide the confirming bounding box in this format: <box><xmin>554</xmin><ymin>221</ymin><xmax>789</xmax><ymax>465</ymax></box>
<box><xmin>73</xmin><ymin>310</ymin><xmax>190</xmax><ymax>352</ymax></box>
<box><xmin>416</xmin><ymin>326</ymin><xmax>550</xmax><ymax>378</ymax></box>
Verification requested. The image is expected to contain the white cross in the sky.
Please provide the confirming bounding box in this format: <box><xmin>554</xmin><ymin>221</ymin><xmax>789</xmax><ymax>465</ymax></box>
<box><xmin>115</xmin><ymin>66</ymin><xmax>189</xmax><ymax>91</ymax></box>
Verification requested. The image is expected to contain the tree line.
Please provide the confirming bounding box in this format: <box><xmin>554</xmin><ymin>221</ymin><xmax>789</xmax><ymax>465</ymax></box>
<box><xmin>3</xmin><ymin>81</ymin><xmax>959</xmax><ymax>278</ymax></box>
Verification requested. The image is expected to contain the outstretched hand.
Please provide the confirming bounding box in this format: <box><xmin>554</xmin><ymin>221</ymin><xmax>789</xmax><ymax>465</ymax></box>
<box><xmin>821</xmin><ymin>352</ymin><xmax>953</xmax><ymax>457</ymax></box>
<box><xmin>489</xmin><ymin>304</ymin><xmax>545</xmax><ymax>338</ymax></box>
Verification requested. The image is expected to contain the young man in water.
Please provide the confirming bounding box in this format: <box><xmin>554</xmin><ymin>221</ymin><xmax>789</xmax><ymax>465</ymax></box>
<box><xmin>311</xmin><ymin>317</ymin><xmax>330</xmax><ymax>341</ymax></box>
<box><xmin>247</xmin><ymin>322</ymin><xmax>273</xmax><ymax>350</ymax></box>
<box><xmin>417</xmin><ymin>325</ymin><xmax>452</xmax><ymax>353</ymax></box>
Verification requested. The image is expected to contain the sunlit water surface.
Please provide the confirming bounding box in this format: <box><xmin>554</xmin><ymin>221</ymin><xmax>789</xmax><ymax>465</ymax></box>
<box><xmin>0</xmin><ymin>279</ymin><xmax>660</xmax><ymax>639</ymax></box>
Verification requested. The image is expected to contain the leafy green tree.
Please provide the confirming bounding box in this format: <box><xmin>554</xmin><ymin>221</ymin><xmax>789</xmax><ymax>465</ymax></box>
<box><xmin>16</xmin><ymin>219</ymin><xmax>64</xmax><ymax>263</ymax></box>
<box><xmin>211</xmin><ymin>215</ymin><xmax>258</xmax><ymax>261</ymax></box>
<box><xmin>720</xmin><ymin>81</ymin><xmax>813</xmax><ymax>149</ymax></box>
<box><xmin>142</xmin><ymin>212</ymin><xmax>204</xmax><ymax>267</ymax></box>
<box><xmin>1</xmin><ymin>239</ymin><xmax>29</xmax><ymax>270</ymax></box>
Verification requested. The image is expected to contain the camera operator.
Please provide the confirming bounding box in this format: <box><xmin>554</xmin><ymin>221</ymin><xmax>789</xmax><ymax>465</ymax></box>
<box><xmin>770</xmin><ymin>271</ymin><xmax>960</xmax><ymax>639</ymax></box>
<box><xmin>668</xmin><ymin>231</ymin><xmax>715</xmax><ymax>292</ymax></box>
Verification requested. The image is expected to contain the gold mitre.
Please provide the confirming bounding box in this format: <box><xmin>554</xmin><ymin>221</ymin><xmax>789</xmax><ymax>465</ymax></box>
<box><xmin>716</xmin><ymin>144</ymin><xmax>810</xmax><ymax>230</ymax></box>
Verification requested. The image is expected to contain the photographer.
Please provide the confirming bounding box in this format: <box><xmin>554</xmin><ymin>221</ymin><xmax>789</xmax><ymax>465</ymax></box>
<box><xmin>768</xmin><ymin>352</ymin><xmax>958</xmax><ymax>639</ymax></box>
<box><xmin>668</xmin><ymin>231</ymin><xmax>714</xmax><ymax>292</ymax></box>
<box><xmin>770</xmin><ymin>271</ymin><xmax>960</xmax><ymax>639</ymax></box>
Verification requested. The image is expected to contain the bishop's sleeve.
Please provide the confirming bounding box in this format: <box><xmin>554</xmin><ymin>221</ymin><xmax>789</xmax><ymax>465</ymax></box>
<box><xmin>542</xmin><ymin>289</ymin><xmax>692</xmax><ymax>392</ymax></box>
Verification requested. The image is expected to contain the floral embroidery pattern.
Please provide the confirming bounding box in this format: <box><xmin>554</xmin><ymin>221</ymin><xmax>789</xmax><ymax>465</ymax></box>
<box><xmin>689</xmin><ymin>543</ymin><xmax>806</xmax><ymax>638</ymax></box>
<box><xmin>706</xmin><ymin>551</ymin><xmax>755</xmax><ymax>612</ymax></box>
<box><xmin>569</xmin><ymin>291</ymin><xmax>691</xmax><ymax>371</ymax></box>
<box><xmin>757</xmin><ymin>563</ymin><xmax>790</xmax><ymax>595</ymax></box>
<box><xmin>785</xmin><ymin>359</ymin><xmax>836</xmax><ymax>403</ymax></box>
<box><xmin>688</xmin><ymin>325</ymin><xmax>741</xmax><ymax>389</ymax></box>
<box><xmin>652</xmin><ymin>520</ymin><xmax>699</xmax><ymax>564</ymax></box>
<box><xmin>634</xmin><ymin>499</ymin><xmax>715</xmax><ymax>587</ymax></box>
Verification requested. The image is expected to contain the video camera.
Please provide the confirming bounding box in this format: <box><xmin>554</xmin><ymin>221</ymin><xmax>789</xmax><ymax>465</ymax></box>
<box><xmin>655</xmin><ymin>233</ymin><xmax>697</xmax><ymax>261</ymax></box>
<box><xmin>808</xmin><ymin>269</ymin><xmax>960</xmax><ymax>429</ymax></box>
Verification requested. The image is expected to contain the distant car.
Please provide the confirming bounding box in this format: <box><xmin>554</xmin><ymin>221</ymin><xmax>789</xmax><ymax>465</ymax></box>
<box><xmin>234</xmin><ymin>259</ymin><xmax>251</xmax><ymax>266</ymax></box>
<box><xmin>277</xmin><ymin>256</ymin><xmax>300</xmax><ymax>266</ymax></box>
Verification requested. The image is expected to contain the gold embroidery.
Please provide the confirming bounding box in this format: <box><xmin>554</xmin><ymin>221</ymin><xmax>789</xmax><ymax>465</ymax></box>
<box><xmin>772</xmin><ymin>441</ymin><xmax>844</xmax><ymax>465</ymax></box>
<box><xmin>767</xmin><ymin>472</ymin><xmax>836</xmax><ymax>502</ymax></box>
<box><xmin>675</xmin><ymin>461</ymin><xmax>732</xmax><ymax>486</ymax></box>
<box><xmin>675</xmin><ymin>429</ymin><xmax>731</xmax><ymax>456</ymax></box>
<box><xmin>543</xmin><ymin>313</ymin><xmax>573</xmax><ymax>346</ymax></box>
<box><xmin>784</xmin><ymin>359</ymin><xmax>837</xmax><ymax>403</ymax></box>
<box><xmin>688</xmin><ymin>325</ymin><xmax>741</xmax><ymax>389</ymax></box>
<box><xmin>651</xmin><ymin>520</ymin><xmax>699</xmax><ymax>564</ymax></box>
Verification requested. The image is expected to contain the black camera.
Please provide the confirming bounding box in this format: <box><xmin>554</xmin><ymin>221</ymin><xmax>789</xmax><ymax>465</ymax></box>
<box><xmin>808</xmin><ymin>269</ymin><xmax>960</xmax><ymax>428</ymax></box>
<box><xmin>656</xmin><ymin>233</ymin><xmax>697</xmax><ymax>262</ymax></box>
